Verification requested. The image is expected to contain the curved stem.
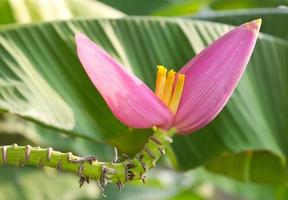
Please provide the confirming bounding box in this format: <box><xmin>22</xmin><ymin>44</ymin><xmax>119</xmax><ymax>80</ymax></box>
<box><xmin>0</xmin><ymin>128</ymin><xmax>176</xmax><ymax>188</ymax></box>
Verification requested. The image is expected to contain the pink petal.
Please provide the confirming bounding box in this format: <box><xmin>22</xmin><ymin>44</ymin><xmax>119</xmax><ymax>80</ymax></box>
<box><xmin>75</xmin><ymin>33</ymin><xmax>173</xmax><ymax>129</ymax></box>
<box><xmin>175</xmin><ymin>19</ymin><xmax>261</xmax><ymax>134</ymax></box>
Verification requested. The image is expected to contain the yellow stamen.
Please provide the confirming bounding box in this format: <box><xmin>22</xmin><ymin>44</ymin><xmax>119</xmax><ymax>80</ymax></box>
<box><xmin>154</xmin><ymin>65</ymin><xmax>185</xmax><ymax>114</ymax></box>
<box><xmin>169</xmin><ymin>73</ymin><xmax>185</xmax><ymax>114</ymax></box>
<box><xmin>162</xmin><ymin>70</ymin><xmax>176</xmax><ymax>105</ymax></box>
<box><xmin>155</xmin><ymin>65</ymin><xmax>167</xmax><ymax>98</ymax></box>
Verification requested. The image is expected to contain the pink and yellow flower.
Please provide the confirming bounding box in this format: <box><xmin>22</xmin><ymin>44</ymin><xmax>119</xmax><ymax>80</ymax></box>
<box><xmin>76</xmin><ymin>19</ymin><xmax>261</xmax><ymax>134</ymax></box>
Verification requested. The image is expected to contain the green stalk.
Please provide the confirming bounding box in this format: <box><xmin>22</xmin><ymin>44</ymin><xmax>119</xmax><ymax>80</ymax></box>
<box><xmin>0</xmin><ymin>128</ymin><xmax>175</xmax><ymax>188</ymax></box>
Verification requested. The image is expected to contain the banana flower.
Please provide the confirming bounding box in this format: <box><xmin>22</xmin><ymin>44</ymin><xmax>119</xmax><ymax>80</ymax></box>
<box><xmin>76</xmin><ymin>19</ymin><xmax>261</xmax><ymax>134</ymax></box>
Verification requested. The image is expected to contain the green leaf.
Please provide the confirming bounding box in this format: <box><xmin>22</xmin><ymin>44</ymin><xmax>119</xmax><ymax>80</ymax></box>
<box><xmin>0</xmin><ymin>0</ymin><xmax>124</xmax><ymax>25</ymax></box>
<box><xmin>205</xmin><ymin>151</ymin><xmax>288</xmax><ymax>185</ymax></box>
<box><xmin>195</xmin><ymin>168</ymin><xmax>288</xmax><ymax>200</ymax></box>
<box><xmin>0</xmin><ymin>114</ymin><xmax>113</xmax><ymax>160</ymax></box>
<box><xmin>97</xmin><ymin>0</ymin><xmax>286</xmax><ymax>16</ymax></box>
<box><xmin>151</xmin><ymin>0</ymin><xmax>211</xmax><ymax>16</ymax></box>
<box><xmin>210</xmin><ymin>0</ymin><xmax>287</xmax><ymax>10</ymax></box>
<box><xmin>0</xmin><ymin>167</ymin><xmax>101</xmax><ymax>199</ymax></box>
<box><xmin>193</xmin><ymin>8</ymin><xmax>288</xmax><ymax>41</ymax></box>
<box><xmin>151</xmin><ymin>0</ymin><xmax>281</xmax><ymax>16</ymax></box>
<box><xmin>0</xmin><ymin>17</ymin><xmax>287</xmax><ymax>184</ymax></box>
<box><xmin>66</xmin><ymin>0</ymin><xmax>125</xmax><ymax>18</ymax></box>
<box><xmin>97</xmin><ymin>0</ymin><xmax>169</xmax><ymax>15</ymax></box>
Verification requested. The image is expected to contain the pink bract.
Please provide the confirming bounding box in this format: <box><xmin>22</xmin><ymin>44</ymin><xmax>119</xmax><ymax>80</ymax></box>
<box><xmin>75</xmin><ymin>19</ymin><xmax>261</xmax><ymax>134</ymax></box>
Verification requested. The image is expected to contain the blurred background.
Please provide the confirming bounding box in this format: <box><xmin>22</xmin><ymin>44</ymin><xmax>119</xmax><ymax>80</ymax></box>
<box><xmin>0</xmin><ymin>0</ymin><xmax>288</xmax><ymax>199</ymax></box>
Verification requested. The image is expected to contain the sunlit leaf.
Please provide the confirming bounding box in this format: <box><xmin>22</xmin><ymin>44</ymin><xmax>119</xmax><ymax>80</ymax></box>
<box><xmin>0</xmin><ymin>0</ymin><xmax>124</xmax><ymax>26</ymax></box>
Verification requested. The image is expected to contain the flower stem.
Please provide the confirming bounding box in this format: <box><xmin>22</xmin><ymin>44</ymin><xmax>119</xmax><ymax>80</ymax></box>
<box><xmin>0</xmin><ymin>128</ymin><xmax>176</xmax><ymax>188</ymax></box>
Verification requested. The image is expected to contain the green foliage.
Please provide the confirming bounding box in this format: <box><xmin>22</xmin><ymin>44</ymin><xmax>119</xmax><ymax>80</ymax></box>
<box><xmin>210</xmin><ymin>0</ymin><xmax>287</xmax><ymax>10</ymax></box>
<box><xmin>99</xmin><ymin>0</ymin><xmax>168</xmax><ymax>15</ymax></box>
<box><xmin>152</xmin><ymin>0</ymin><xmax>285</xmax><ymax>16</ymax></box>
<box><xmin>98</xmin><ymin>0</ymin><xmax>287</xmax><ymax>16</ymax></box>
<box><xmin>0</xmin><ymin>17</ymin><xmax>287</xmax><ymax>185</ymax></box>
<box><xmin>196</xmin><ymin>168</ymin><xmax>288</xmax><ymax>200</ymax></box>
<box><xmin>205</xmin><ymin>151</ymin><xmax>288</xmax><ymax>185</ymax></box>
<box><xmin>0</xmin><ymin>0</ymin><xmax>124</xmax><ymax>25</ymax></box>
<box><xmin>0</xmin><ymin>114</ymin><xmax>113</xmax><ymax>159</ymax></box>
<box><xmin>0</xmin><ymin>167</ymin><xmax>101</xmax><ymax>199</ymax></box>
<box><xmin>194</xmin><ymin>8</ymin><xmax>288</xmax><ymax>41</ymax></box>
<box><xmin>1</xmin><ymin>0</ymin><xmax>288</xmax><ymax>199</ymax></box>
